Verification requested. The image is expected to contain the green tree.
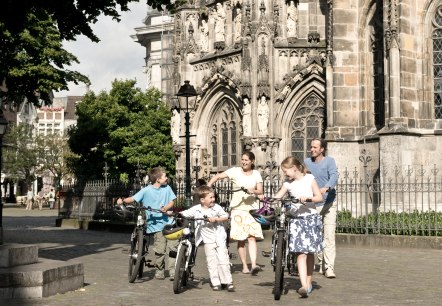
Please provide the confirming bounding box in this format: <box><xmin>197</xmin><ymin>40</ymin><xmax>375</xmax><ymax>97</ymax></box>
<box><xmin>2</xmin><ymin>124</ymin><xmax>39</xmax><ymax>188</ymax></box>
<box><xmin>68</xmin><ymin>79</ymin><xmax>175</xmax><ymax>181</ymax></box>
<box><xmin>36</xmin><ymin>132</ymin><xmax>76</xmax><ymax>188</ymax></box>
<box><xmin>0</xmin><ymin>0</ymin><xmax>185</xmax><ymax>105</ymax></box>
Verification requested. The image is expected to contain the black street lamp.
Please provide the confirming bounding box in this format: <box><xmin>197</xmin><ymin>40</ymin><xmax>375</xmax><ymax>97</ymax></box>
<box><xmin>176</xmin><ymin>80</ymin><xmax>198</xmax><ymax>208</ymax></box>
<box><xmin>0</xmin><ymin>113</ymin><xmax>9</xmax><ymax>245</ymax></box>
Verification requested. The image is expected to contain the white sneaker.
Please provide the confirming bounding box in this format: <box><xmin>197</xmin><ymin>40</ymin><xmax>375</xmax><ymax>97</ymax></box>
<box><xmin>325</xmin><ymin>268</ymin><xmax>336</xmax><ymax>278</ymax></box>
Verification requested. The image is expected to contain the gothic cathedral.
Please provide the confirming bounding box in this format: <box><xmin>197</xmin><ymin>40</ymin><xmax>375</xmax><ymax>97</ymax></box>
<box><xmin>135</xmin><ymin>0</ymin><xmax>442</xmax><ymax>181</ymax></box>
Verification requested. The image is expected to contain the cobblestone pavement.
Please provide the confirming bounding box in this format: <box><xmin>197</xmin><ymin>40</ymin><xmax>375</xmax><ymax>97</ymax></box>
<box><xmin>2</xmin><ymin>206</ymin><xmax>442</xmax><ymax>306</ymax></box>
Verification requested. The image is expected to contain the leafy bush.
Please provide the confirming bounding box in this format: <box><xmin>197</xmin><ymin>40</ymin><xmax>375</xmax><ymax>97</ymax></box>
<box><xmin>337</xmin><ymin>209</ymin><xmax>442</xmax><ymax>236</ymax></box>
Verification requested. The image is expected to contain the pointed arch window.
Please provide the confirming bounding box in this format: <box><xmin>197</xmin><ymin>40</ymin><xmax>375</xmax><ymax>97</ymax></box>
<box><xmin>290</xmin><ymin>94</ymin><xmax>325</xmax><ymax>161</ymax></box>
<box><xmin>369</xmin><ymin>3</ymin><xmax>385</xmax><ymax>128</ymax></box>
<box><xmin>210</xmin><ymin>100</ymin><xmax>242</xmax><ymax>171</ymax></box>
<box><xmin>433</xmin><ymin>5</ymin><xmax>442</xmax><ymax>119</ymax></box>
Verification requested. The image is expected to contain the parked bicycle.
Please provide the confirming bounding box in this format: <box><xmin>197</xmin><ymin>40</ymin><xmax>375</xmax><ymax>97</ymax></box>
<box><xmin>127</xmin><ymin>203</ymin><xmax>164</xmax><ymax>283</ymax></box>
<box><xmin>259</xmin><ymin>196</ymin><xmax>301</xmax><ymax>300</ymax></box>
<box><xmin>163</xmin><ymin>214</ymin><xmax>208</xmax><ymax>294</ymax></box>
<box><xmin>94</xmin><ymin>203</ymin><xmax>135</xmax><ymax>223</ymax></box>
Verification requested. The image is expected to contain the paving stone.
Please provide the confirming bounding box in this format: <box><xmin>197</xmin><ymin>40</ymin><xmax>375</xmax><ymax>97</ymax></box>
<box><xmin>1</xmin><ymin>206</ymin><xmax>441</xmax><ymax>305</ymax></box>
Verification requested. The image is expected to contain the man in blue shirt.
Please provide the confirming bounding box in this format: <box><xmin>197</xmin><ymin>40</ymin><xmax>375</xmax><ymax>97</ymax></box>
<box><xmin>118</xmin><ymin>167</ymin><xmax>178</xmax><ymax>280</ymax></box>
<box><xmin>304</xmin><ymin>138</ymin><xmax>339</xmax><ymax>278</ymax></box>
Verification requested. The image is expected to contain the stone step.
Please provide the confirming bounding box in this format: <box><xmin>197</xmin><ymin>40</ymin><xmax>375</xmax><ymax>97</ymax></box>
<box><xmin>0</xmin><ymin>258</ymin><xmax>84</xmax><ymax>299</ymax></box>
<box><xmin>0</xmin><ymin>244</ymin><xmax>38</xmax><ymax>268</ymax></box>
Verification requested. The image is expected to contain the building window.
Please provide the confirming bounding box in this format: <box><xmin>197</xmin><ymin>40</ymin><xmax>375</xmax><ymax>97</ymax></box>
<box><xmin>290</xmin><ymin>94</ymin><xmax>325</xmax><ymax>160</ymax></box>
<box><xmin>369</xmin><ymin>3</ymin><xmax>385</xmax><ymax>128</ymax></box>
<box><xmin>221</xmin><ymin>123</ymin><xmax>228</xmax><ymax>166</ymax></box>
<box><xmin>433</xmin><ymin>5</ymin><xmax>442</xmax><ymax>119</ymax></box>
<box><xmin>210</xmin><ymin>100</ymin><xmax>241</xmax><ymax>171</ymax></box>
<box><xmin>230</xmin><ymin>124</ymin><xmax>237</xmax><ymax>165</ymax></box>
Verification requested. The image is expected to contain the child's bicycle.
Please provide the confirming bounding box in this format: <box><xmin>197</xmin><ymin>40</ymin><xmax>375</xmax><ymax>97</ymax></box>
<box><xmin>127</xmin><ymin>202</ymin><xmax>166</xmax><ymax>283</ymax></box>
<box><xmin>163</xmin><ymin>214</ymin><xmax>208</xmax><ymax>294</ymax></box>
<box><xmin>259</xmin><ymin>196</ymin><xmax>301</xmax><ymax>300</ymax></box>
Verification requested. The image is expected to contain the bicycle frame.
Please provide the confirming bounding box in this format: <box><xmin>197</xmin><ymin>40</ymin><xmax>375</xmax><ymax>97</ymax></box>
<box><xmin>266</xmin><ymin>197</ymin><xmax>299</xmax><ymax>300</ymax></box>
<box><xmin>172</xmin><ymin>216</ymin><xmax>207</xmax><ymax>294</ymax></box>
<box><xmin>128</xmin><ymin>203</ymin><xmax>164</xmax><ymax>283</ymax></box>
<box><xmin>175</xmin><ymin>228</ymin><xmax>196</xmax><ymax>271</ymax></box>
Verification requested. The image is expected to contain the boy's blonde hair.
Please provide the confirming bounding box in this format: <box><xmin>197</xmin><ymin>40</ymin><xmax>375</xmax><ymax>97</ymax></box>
<box><xmin>195</xmin><ymin>185</ymin><xmax>214</xmax><ymax>201</ymax></box>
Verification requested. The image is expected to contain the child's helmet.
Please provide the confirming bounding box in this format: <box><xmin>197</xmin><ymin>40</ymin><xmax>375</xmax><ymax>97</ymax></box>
<box><xmin>249</xmin><ymin>208</ymin><xmax>276</xmax><ymax>226</ymax></box>
<box><xmin>162</xmin><ymin>217</ymin><xmax>188</xmax><ymax>240</ymax></box>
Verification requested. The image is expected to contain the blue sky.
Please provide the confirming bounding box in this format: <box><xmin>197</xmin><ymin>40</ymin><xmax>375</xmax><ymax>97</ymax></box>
<box><xmin>55</xmin><ymin>2</ymin><xmax>147</xmax><ymax>97</ymax></box>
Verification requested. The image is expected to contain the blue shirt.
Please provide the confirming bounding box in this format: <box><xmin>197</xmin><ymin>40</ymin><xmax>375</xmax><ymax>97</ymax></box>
<box><xmin>133</xmin><ymin>184</ymin><xmax>176</xmax><ymax>234</ymax></box>
<box><xmin>304</xmin><ymin>156</ymin><xmax>339</xmax><ymax>205</ymax></box>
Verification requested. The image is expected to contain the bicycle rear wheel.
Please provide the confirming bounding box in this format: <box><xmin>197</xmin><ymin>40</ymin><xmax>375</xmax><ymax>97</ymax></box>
<box><xmin>128</xmin><ymin>228</ymin><xmax>144</xmax><ymax>283</ymax></box>
<box><xmin>273</xmin><ymin>231</ymin><xmax>285</xmax><ymax>300</ymax></box>
<box><xmin>173</xmin><ymin>244</ymin><xmax>188</xmax><ymax>294</ymax></box>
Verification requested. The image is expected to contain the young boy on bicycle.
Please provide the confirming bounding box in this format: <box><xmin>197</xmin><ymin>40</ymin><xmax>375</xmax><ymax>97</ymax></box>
<box><xmin>117</xmin><ymin>167</ymin><xmax>178</xmax><ymax>281</ymax></box>
<box><xmin>179</xmin><ymin>185</ymin><xmax>235</xmax><ymax>292</ymax></box>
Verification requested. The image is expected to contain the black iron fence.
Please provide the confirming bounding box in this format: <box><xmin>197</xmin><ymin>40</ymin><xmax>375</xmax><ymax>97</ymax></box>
<box><xmin>337</xmin><ymin>165</ymin><xmax>442</xmax><ymax>236</ymax></box>
<box><xmin>58</xmin><ymin>164</ymin><xmax>442</xmax><ymax>236</ymax></box>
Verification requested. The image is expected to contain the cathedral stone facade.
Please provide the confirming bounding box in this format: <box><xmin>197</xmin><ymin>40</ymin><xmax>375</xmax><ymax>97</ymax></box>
<box><xmin>135</xmin><ymin>0</ymin><xmax>442</xmax><ymax>181</ymax></box>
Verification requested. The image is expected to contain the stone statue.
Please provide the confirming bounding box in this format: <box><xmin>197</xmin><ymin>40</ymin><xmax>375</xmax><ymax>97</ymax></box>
<box><xmin>287</xmin><ymin>0</ymin><xmax>298</xmax><ymax>38</ymax></box>
<box><xmin>214</xmin><ymin>3</ymin><xmax>226</xmax><ymax>42</ymax></box>
<box><xmin>199</xmin><ymin>19</ymin><xmax>209</xmax><ymax>52</ymax></box>
<box><xmin>171</xmin><ymin>108</ymin><xmax>181</xmax><ymax>144</ymax></box>
<box><xmin>242</xmin><ymin>97</ymin><xmax>252</xmax><ymax>136</ymax></box>
<box><xmin>257</xmin><ymin>95</ymin><xmax>269</xmax><ymax>136</ymax></box>
<box><xmin>234</xmin><ymin>8</ymin><xmax>242</xmax><ymax>42</ymax></box>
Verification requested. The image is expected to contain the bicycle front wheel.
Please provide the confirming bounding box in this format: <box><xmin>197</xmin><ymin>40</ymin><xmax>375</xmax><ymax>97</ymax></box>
<box><xmin>128</xmin><ymin>228</ymin><xmax>144</xmax><ymax>283</ymax></box>
<box><xmin>273</xmin><ymin>231</ymin><xmax>285</xmax><ymax>300</ymax></box>
<box><xmin>173</xmin><ymin>244</ymin><xmax>188</xmax><ymax>294</ymax></box>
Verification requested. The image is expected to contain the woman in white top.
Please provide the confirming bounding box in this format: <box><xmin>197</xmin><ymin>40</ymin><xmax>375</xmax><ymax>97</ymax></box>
<box><xmin>207</xmin><ymin>151</ymin><xmax>264</xmax><ymax>275</ymax></box>
<box><xmin>265</xmin><ymin>156</ymin><xmax>323</xmax><ymax>298</ymax></box>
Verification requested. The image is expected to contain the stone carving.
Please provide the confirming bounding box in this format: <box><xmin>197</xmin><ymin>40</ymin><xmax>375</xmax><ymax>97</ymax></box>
<box><xmin>171</xmin><ymin>108</ymin><xmax>181</xmax><ymax>144</ymax></box>
<box><xmin>234</xmin><ymin>7</ymin><xmax>242</xmax><ymax>42</ymax></box>
<box><xmin>287</xmin><ymin>0</ymin><xmax>298</xmax><ymax>38</ymax></box>
<box><xmin>185</xmin><ymin>23</ymin><xmax>198</xmax><ymax>54</ymax></box>
<box><xmin>214</xmin><ymin>3</ymin><xmax>226</xmax><ymax>42</ymax></box>
<box><xmin>257</xmin><ymin>95</ymin><xmax>269</xmax><ymax>136</ymax></box>
<box><xmin>199</xmin><ymin>19</ymin><xmax>209</xmax><ymax>52</ymax></box>
<box><xmin>242</xmin><ymin>97</ymin><xmax>252</xmax><ymax>136</ymax></box>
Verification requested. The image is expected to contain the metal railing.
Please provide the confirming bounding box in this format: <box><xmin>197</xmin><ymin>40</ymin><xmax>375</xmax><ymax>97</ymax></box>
<box><xmin>58</xmin><ymin>165</ymin><xmax>442</xmax><ymax>236</ymax></box>
<box><xmin>337</xmin><ymin>164</ymin><xmax>442</xmax><ymax>236</ymax></box>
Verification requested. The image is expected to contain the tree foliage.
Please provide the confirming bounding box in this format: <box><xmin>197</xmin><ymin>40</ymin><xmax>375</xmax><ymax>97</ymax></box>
<box><xmin>2</xmin><ymin>124</ymin><xmax>39</xmax><ymax>187</ymax></box>
<box><xmin>0</xmin><ymin>0</ymin><xmax>185</xmax><ymax>105</ymax></box>
<box><xmin>35</xmin><ymin>132</ymin><xmax>76</xmax><ymax>187</ymax></box>
<box><xmin>68</xmin><ymin>79</ymin><xmax>175</xmax><ymax>181</ymax></box>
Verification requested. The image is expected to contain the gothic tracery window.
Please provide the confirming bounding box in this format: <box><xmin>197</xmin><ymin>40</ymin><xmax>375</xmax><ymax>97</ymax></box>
<box><xmin>369</xmin><ymin>2</ymin><xmax>385</xmax><ymax>128</ymax></box>
<box><xmin>210</xmin><ymin>101</ymin><xmax>241</xmax><ymax>170</ymax></box>
<box><xmin>433</xmin><ymin>6</ymin><xmax>442</xmax><ymax>119</ymax></box>
<box><xmin>290</xmin><ymin>95</ymin><xmax>325</xmax><ymax>161</ymax></box>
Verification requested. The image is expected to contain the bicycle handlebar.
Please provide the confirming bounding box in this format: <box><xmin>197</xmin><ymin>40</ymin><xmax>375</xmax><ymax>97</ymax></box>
<box><xmin>213</xmin><ymin>186</ymin><xmax>249</xmax><ymax>194</ymax></box>
<box><xmin>260</xmin><ymin>196</ymin><xmax>301</xmax><ymax>204</ymax></box>
<box><xmin>173</xmin><ymin>213</ymin><xmax>209</xmax><ymax>221</ymax></box>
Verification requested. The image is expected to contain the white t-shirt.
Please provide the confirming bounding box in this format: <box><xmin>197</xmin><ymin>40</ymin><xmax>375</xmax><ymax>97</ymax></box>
<box><xmin>225</xmin><ymin>167</ymin><xmax>263</xmax><ymax>211</ymax></box>
<box><xmin>180</xmin><ymin>204</ymin><xmax>228</xmax><ymax>247</ymax></box>
<box><xmin>283</xmin><ymin>173</ymin><xmax>318</xmax><ymax>216</ymax></box>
